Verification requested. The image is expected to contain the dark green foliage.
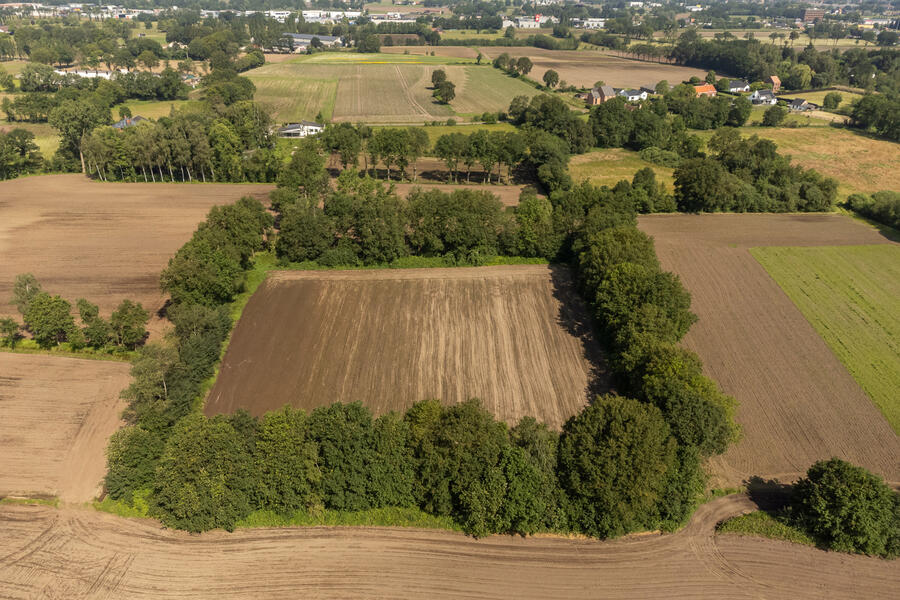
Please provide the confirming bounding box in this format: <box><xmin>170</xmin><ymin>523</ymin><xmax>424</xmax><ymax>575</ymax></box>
<box><xmin>160</xmin><ymin>235</ymin><xmax>244</xmax><ymax>306</ymax></box>
<box><xmin>406</xmin><ymin>188</ymin><xmax>509</xmax><ymax>259</ymax></box>
<box><xmin>0</xmin><ymin>317</ymin><xmax>22</xmax><ymax>348</ymax></box>
<box><xmin>0</xmin><ymin>128</ymin><xmax>44</xmax><ymax>180</ymax></box>
<box><xmin>849</xmin><ymin>94</ymin><xmax>900</xmax><ymax>141</ymax></box>
<box><xmin>167</xmin><ymin>303</ymin><xmax>232</xmax><ymax>345</ymax></box>
<box><xmin>23</xmin><ymin>292</ymin><xmax>76</xmax><ymax>347</ymax></box>
<box><xmin>558</xmin><ymin>395</ymin><xmax>677</xmax><ymax>538</ymax></box>
<box><xmin>514</xmin><ymin>193</ymin><xmax>560</xmax><ymax>258</ymax></box>
<box><xmin>511</xmin><ymin>417</ymin><xmax>569</xmax><ymax>530</ymax></box>
<box><xmin>636</xmin><ymin>344</ymin><xmax>740</xmax><ymax>457</ymax></box>
<box><xmin>822</xmin><ymin>92</ymin><xmax>843</xmax><ymax>111</ymax></box>
<box><xmin>253</xmin><ymin>406</ymin><xmax>321</xmax><ymax>514</ymax></box>
<box><xmin>77</xmin><ymin>298</ymin><xmax>111</xmax><ymax>348</ymax></box>
<box><xmin>846</xmin><ymin>191</ymin><xmax>900</xmax><ymax>230</ymax></box>
<box><xmin>275</xmin><ymin>205</ymin><xmax>334</xmax><ymax>262</ymax></box>
<box><xmin>761</xmin><ymin>105</ymin><xmax>787</xmax><ymax>127</ymax></box>
<box><xmin>152</xmin><ymin>413</ymin><xmax>254</xmax><ymax>532</ymax></box>
<box><xmin>109</xmin><ymin>299</ymin><xmax>149</xmax><ymax>349</ymax></box>
<box><xmin>11</xmin><ymin>273</ymin><xmax>42</xmax><ymax>315</ymax></box>
<box><xmin>792</xmin><ymin>458</ymin><xmax>900</xmax><ymax>558</ymax></box>
<box><xmin>576</xmin><ymin>226</ymin><xmax>660</xmax><ymax>293</ymax></box>
<box><xmin>104</xmin><ymin>425</ymin><xmax>165</xmax><ymax>503</ymax></box>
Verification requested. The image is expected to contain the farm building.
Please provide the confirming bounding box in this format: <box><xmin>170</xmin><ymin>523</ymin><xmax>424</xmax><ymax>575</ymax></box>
<box><xmin>283</xmin><ymin>32</ymin><xmax>343</xmax><ymax>50</ymax></box>
<box><xmin>766</xmin><ymin>75</ymin><xmax>781</xmax><ymax>92</ymax></box>
<box><xmin>789</xmin><ymin>98</ymin><xmax>813</xmax><ymax>111</ymax></box>
<box><xmin>728</xmin><ymin>79</ymin><xmax>750</xmax><ymax>93</ymax></box>
<box><xmin>693</xmin><ymin>83</ymin><xmax>717</xmax><ymax>97</ymax></box>
<box><xmin>277</xmin><ymin>121</ymin><xmax>324</xmax><ymax>138</ymax></box>
<box><xmin>112</xmin><ymin>116</ymin><xmax>146</xmax><ymax>129</ymax></box>
<box><xmin>618</xmin><ymin>88</ymin><xmax>648</xmax><ymax>102</ymax></box>
<box><xmin>750</xmin><ymin>89</ymin><xmax>777</xmax><ymax>105</ymax></box>
<box><xmin>585</xmin><ymin>85</ymin><xmax>616</xmax><ymax>105</ymax></box>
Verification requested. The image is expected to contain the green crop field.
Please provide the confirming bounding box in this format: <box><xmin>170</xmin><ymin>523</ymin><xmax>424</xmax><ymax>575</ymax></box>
<box><xmin>568</xmin><ymin>148</ymin><xmax>675</xmax><ymax>191</ymax></box>
<box><xmin>247</xmin><ymin>59</ymin><xmax>544</xmax><ymax>123</ymax></box>
<box><xmin>751</xmin><ymin>244</ymin><xmax>900</xmax><ymax>433</ymax></box>
<box><xmin>778</xmin><ymin>89</ymin><xmax>864</xmax><ymax>111</ymax></box>
<box><xmin>119</xmin><ymin>99</ymin><xmax>197</xmax><ymax>120</ymax></box>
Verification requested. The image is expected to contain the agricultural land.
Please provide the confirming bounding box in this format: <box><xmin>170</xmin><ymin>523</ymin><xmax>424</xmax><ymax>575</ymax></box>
<box><xmin>206</xmin><ymin>265</ymin><xmax>606</xmax><ymax>429</ymax></box>
<box><xmin>638</xmin><ymin>213</ymin><xmax>900</xmax><ymax>488</ymax></box>
<box><xmin>0</xmin><ymin>353</ymin><xmax>131</xmax><ymax>503</ymax></box>
<box><xmin>0</xmin><ymin>175</ymin><xmax>273</xmax><ymax>337</ymax></box>
<box><xmin>751</xmin><ymin>245</ymin><xmax>900</xmax><ymax>433</ymax></box>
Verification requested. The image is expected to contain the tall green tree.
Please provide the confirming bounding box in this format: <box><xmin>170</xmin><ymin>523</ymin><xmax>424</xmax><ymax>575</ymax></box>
<box><xmin>23</xmin><ymin>292</ymin><xmax>76</xmax><ymax>347</ymax></box>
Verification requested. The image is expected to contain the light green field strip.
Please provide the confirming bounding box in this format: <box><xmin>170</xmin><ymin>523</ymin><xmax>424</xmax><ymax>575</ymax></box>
<box><xmin>751</xmin><ymin>245</ymin><xmax>900</xmax><ymax>434</ymax></box>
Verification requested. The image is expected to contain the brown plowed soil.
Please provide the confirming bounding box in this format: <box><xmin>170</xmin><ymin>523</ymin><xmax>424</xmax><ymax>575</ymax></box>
<box><xmin>0</xmin><ymin>175</ymin><xmax>274</xmax><ymax>337</ymax></box>
<box><xmin>476</xmin><ymin>47</ymin><xmax>709</xmax><ymax>89</ymax></box>
<box><xmin>0</xmin><ymin>353</ymin><xmax>131</xmax><ymax>503</ymax></box>
<box><xmin>206</xmin><ymin>265</ymin><xmax>608</xmax><ymax>428</ymax></box>
<box><xmin>1</xmin><ymin>494</ymin><xmax>897</xmax><ymax>598</ymax></box>
<box><xmin>638</xmin><ymin>213</ymin><xmax>900</xmax><ymax>487</ymax></box>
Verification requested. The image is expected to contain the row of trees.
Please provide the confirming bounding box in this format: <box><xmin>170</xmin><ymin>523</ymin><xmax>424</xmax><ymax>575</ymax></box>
<box><xmin>849</xmin><ymin>94</ymin><xmax>900</xmax><ymax>141</ymax></box>
<box><xmin>1</xmin><ymin>274</ymin><xmax>149</xmax><ymax>351</ymax></box>
<box><xmin>845</xmin><ymin>190</ymin><xmax>900</xmax><ymax>230</ymax></box>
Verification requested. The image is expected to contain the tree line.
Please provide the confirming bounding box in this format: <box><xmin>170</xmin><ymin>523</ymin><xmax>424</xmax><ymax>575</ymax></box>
<box><xmin>0</xmin><ymin>128</ymin><xmax>43</xmax><ymax>181</ymax></box>
<box><xmin>1</xmin><ymin>274</ymin><xmax>149</xmax><ymax>352</ymax></box>
<box><xmin>845</xmin><ymin>190</ymin><xmax>900</xmax><ymax>230</ymax></box>
<box><xmin>105</xmin><ymin>158</ymin><xmax>744</xmax><ymax>535</ymax></box>
<box><xmin>848</xmin><ymin>94</ymin><xmax>900</xmax><ymax>141</ymax></box>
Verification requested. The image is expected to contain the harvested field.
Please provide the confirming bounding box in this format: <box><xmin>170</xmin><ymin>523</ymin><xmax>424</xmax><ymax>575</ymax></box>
<box><xmin>638</xmin><ymin>213</ymin><xmax>900</xmax><ymax>488</ymax></box>
<box><xmin>0</xmin><ymin>175</ymin><xmax>274</xmax><ymax>337</ymax></box>
<box><xmin>247</xmin><ymin>59</ymin><xmax>541</xmax><ymax>123</ymax></box>
<box><xmin>206</xmin><ymin>265</ymin><xmax>607</xmax><ymax>428</ymax></box>
<box><xmin>477</xmin><ymin>47</ymin><xmax>708</xmax><ymax>89</ymax></box>
<box><xmin>0</xmin><ymin>353</ymin><xmax>131</xmax><ymax>503</ymax></box>
<box><xmin>382</xmin><ymin>46</ymin><xmax>479</xmax><ymax>59</ymax></box>
<box><xmin>1</xmin><ymin>493</ymin><xmax>898</xmax><ymax>598</ymax></box>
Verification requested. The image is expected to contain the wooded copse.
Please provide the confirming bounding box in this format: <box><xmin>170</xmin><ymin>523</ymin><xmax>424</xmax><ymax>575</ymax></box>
<box><xmin>1</xmin><ymin>273</ymin><xmax>149</xmax><ymax>351</ymax></box>
<box><xmin>104</xmin><ymin>141</ymin><xmax>744</xmax><ymax>535</ymax></box>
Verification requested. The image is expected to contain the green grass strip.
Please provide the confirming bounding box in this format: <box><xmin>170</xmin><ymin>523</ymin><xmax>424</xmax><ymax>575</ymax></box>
<box><xmin>717</xmin><ymin>511</ymin><xmax>815</xmax><ymax>547</ymax></box>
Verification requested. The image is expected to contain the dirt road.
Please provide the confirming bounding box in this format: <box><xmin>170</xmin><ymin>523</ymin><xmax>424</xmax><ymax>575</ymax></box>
<box><xmin>1</xmin><ymin>494</ymin><xmax>896</xmax><ymax>599</ymax></box>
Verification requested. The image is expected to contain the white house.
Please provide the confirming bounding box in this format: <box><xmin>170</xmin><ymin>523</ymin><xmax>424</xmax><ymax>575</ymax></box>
<box><xmin>618</xmin><ymin>88</ymin><xmax>648</xmax><ymax>102</ymax></box>
<box><xmin>283</xmin><ymin>32</ymin><xmax>343</xmax><ymax>50</ymax></box>
<box><xmin>277</xmin><ymin>121</ymin><xmax>324</xmax><ymax>138</ymax></box>
<box><xmin>728</xmin><ymin>79</ymin><xmax>750</xmax><ymax>93</ymax></box>
<box><xmin>750</xmin><ymin>89</ymin><xmax>777</xmax><ymax>105</ymax></box>
<box><xmin>572</xmin><ymin>18</ymin><xmax>605</xmax><ymax>29</ymax></box>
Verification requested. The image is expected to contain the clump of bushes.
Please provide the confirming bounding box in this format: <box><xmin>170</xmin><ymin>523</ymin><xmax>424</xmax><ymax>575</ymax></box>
<box><xmin>845</xmin><ymin>190</ymin><xmax>900</xmax><ymax>231</ymax></box>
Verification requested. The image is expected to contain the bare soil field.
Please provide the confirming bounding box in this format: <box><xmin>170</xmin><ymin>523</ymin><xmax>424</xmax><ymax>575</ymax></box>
<box><xmin>638</xmin><ymin>213</ymin><xmax>900</xmax><ymax>488</ymax></box>
<box><xmin>1</xmin><ymin>494</ymin><xmax>897</xmax><ymax>598</ymax></box>
<box><xmin>206</xmin><ymin>265</ymin><xmax>606</xmax><ymax>428</ymax></box>
<box><xmin>0</xmin><ymin>353</ymin><xmax>131</xmax><ymax>503</ymax></box>
<box><xmin>0</xmin><ymin>175</ymin><xmax>274</xmax><ymax>337</ymax></box>
<box><xmin>477</xmin><ymin>47</ymin><xmax>708</xmax><ymax>89</ymax></box>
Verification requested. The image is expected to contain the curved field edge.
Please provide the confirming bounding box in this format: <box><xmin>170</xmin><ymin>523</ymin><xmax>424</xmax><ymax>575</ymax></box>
<box><xmin>716</xmin><ymin>511</ymin><xmax>815</xmax><ymax>547</ymax></box>
<box><xmin>750</xmin><ymin>245</ymin><xmax>900</xmax><ymax>434</ymax></box>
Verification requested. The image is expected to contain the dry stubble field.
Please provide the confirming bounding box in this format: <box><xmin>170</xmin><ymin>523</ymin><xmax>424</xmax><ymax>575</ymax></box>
<box><xmin>0</xmin><ymin>353</ymin><xmax>131</xmax><ymax>503</ymax></box>
<box><xmin>206</xmin><ymin>265</ymin><xmax>606</xmax><ymax>428</ymax></box>
<box><xmin>2</xmin><ymin>494</ymin><xmax>898</xmax><ymax>599</ymax></box>
<box><xmin>638</xmin><ymin>213</ymin><xmax>900</xmax><ymax>488</ymax></box>
<box><xmin>0</xmin><ymin>175</ymin><xmax>274</xmax><ymax>337</ymax></box>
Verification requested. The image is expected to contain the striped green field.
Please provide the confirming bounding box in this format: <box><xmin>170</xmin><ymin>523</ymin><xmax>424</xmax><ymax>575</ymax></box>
<box><xmin>751</xmin><ymin>244</ymin><xmax>900</xmax><ymax>433</ymax></box>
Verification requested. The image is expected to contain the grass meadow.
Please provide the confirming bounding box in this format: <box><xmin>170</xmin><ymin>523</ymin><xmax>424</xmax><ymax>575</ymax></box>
<box><xmin>751</xmin><ymin>244</ymin><xmax>900</xmax><ymax>434</ymax></box>
<box><xmin>568</xmin><ymin>148</ymin><xmax>675</xmax><ymax>191</ymax></box>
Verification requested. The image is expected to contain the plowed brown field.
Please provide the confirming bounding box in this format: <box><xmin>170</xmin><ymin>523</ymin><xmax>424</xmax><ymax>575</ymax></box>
<box><xmin>638</xmin><ymin>213</ymin><xmax>900</xmax><ymax>487</ymax></box>
<box><xmin>1</xmin><ymin>494</ymin><xmax>897</xmax><ymax>599</ymax></box>
<box><xmin>206</xmin><ymin>265</ymin><xmax>607</xmax><ymax>428</ymax></box>
<box><xmin>0</xmin><ymin>353</ymin><xmax>131</xmax><ymax>503</ymax></box>
<box><xmin>0</xmin><ymin>175</ymin><xmax>274</xmax><ymax>337</ymax></box>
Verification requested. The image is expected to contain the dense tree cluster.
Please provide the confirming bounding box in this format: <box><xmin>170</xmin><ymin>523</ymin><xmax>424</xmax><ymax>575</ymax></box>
<box><xmin>0</xmin><ymin>128</ymin><xmax>43</xmax><ymax>180</ymax></box>
<box><xmin>845</xmin><ymin>190</ymin><xmax>900</xmax><ymax>229</ymax></box>
<box><xmin>2</xmin><ymin>273</ymin><xmax>149</xmax><ymax>351</ymax></box>
<box><xmin>849</xmin><ymin>93</ymin><xmax>900</xmax><ymax>141</ymax></box>
<box><xmin>674</xmin><ymin>128</ymin><xmax>837</xmax><ymax>212</ymax></box>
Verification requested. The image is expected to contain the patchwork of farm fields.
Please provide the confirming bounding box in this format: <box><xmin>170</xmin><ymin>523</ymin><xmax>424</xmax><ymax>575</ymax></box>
<box><xmin>0</xmin><ymin>353</ymin><xmax>131</xmax><ymax>503</ymax></box>
<box><xmin>0</xmin><ymin>175</ymin><xmax>273</xmax><ymax>337</ymax></box>
<box><xmin>638</xmin><ymin>214</ymin><xmax>900</xmax><ymax>488</ymax></box>
<box><xmin>752</xmin><ymin>245</ymin><xmax>900</xmax><ymax>434</ymax></box>
<box><xmin>476</xmin><ymin>47</ymin><xmax>709</xmax><ymax>89</ymax></box>
<box><xmin>247</xmin><ymin>57</ymin><xmax>542</xmax><ymax>123</ymax></box>
<box><xmin>206</xmin><ymin>265</ymin><xmax>607</xmax><ymax>428</ymax></box>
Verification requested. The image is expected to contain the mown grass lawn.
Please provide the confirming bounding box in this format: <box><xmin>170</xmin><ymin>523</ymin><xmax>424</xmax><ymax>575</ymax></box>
<box><xmin>568</xmin><ymin>147</ymin><xmax>675</xmax><ymax>191</ymax></box>
<box><xmin>751</xmin><ymin>244</ymin><xmax>900</xmax><ymax>434</ymax></box>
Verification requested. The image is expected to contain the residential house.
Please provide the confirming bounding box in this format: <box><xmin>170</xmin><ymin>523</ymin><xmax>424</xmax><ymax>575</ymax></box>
<box><xmin>693</xmin><ymin>83</ymin><xmax>717</xmax><ymax>97</ymax></box>
<box><xmin>750</xmin><ymin>89</ymin><xmax>777</xmax><ymax>105</ymax></box>
<box><xmin>618</xmin><ymin>88</ymin><xmax>648</xmax><ymax>102</ymax></box>
<box><xmin>112</xmin><ymin>116</ymin><xmax>146</xmax><ymax>129</ymax></box>
<box><xmin>277</xmin><ymin>121</ymin><xmax>324</xmax><ymax>138</ymax></box>
<box><xmin>766</xmin><ymin>75</ymin><xmax>781</xmax><ymax>92</ymax></box>
<box><xmin>728</xmin><ymin>79</ymin><xmax>750</xmax><ymax>93</ymax></box>
<box><xmin>640</xmin><ymin>85</ymin><xmax>657</xmax><ymax>95</ymax></box>
<box><xmin>789</xmin><ymin>98</ymin><xmax>812</xmax><ymax>111</ymax></box>
<box><xmin>586</xmin><ymin>85</ymin><xmax>616</xmax><ymax>105</ymax></box>
<box><xmin>802</xmin><ymin>9</ymin><xmax>825</xmax><ymax>23</ymax></box>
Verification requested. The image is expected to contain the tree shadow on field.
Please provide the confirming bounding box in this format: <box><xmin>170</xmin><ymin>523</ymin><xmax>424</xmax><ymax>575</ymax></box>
<box><xmin>744</xmin><ymin>475</ymin><xmax>794</xmax><ymax>511</ymax></box>
<box><xmin>548</xmin><ymin>265</ymin><xmax>613</xmax><ymax>404</ymax></box>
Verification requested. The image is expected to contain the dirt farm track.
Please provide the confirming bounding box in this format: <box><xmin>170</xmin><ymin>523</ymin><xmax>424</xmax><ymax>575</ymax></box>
<box><xmin>2</xmin><ymin>494</ymin><xmax>898</xmax><ymax>599</ymax></box>
<box><xmin>638</xmin><ymin>213</ymin><xmax>900</xmax><ymax>488</ymax></box>
<box><xmin>0</xmin><ymin>175</ymin><xmax>274</xmax><ymax>336</ymax></box>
